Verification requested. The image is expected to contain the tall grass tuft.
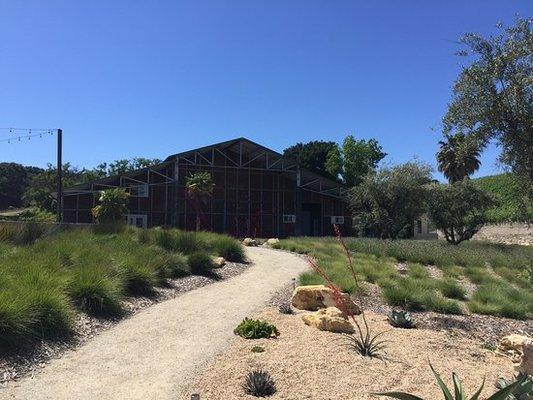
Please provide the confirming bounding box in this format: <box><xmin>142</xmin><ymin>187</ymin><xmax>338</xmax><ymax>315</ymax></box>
<box><xmin>67</xmin><ymin>266</ymin><xmax>124</xmax><ymax>316</ymax></box>
<box><xmin>188</xmin><ymin>252</ymin><xmax>215</xmax><ymax>276</ymax></box>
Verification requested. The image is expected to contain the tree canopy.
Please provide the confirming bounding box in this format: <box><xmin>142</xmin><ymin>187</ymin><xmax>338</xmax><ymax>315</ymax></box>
<box><xmin>428</xmin><ymin>180</ymin><xmax>495</xmax><ymax>245</ymax></box>
<box><xmin>283</xmin><ymin>136</ymin><xmax>386</xmax><ymax>186</ymax></box>
<box><xmin>283</xmin><ymin>141</ymin><xmax>338</xmax><ymax>179</ymax></box>
<box><xmin>0</xmin><ymin>163</ymin><xmax>43</xmax><ymax>209</ymax></box>
<box><xmin>436</xmin><ymin>132</ymin><xmax>481</xmax><ymax>183</ymax></box>
<box><xmin>349</xmin><ymin>161</ymin><xmax>432</xmax><ymax>239</ymax></box>
<box><xmin>326</xmin><ymin>135</ymin><xmax>387</xmax><ymax>186</ymax></box>
<box><xmin>443</xmin><ymin>17</ymin><xmax>532</xmax><ymax>196</ymax></box>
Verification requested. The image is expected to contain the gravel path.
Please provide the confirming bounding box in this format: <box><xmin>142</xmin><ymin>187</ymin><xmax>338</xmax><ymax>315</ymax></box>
<box><xmin>2</xmin><ymin>247</ymin><xmax>308</xmax><ymax>400</ymax></box>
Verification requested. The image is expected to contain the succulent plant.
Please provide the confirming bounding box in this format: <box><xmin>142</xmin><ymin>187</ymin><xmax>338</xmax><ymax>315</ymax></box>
<box><xmin>376</xmin><ymin>363</ymin><xmax>528</xmax><ymax>400</ymax></box>
<box><xmin>497</xmin><ymin>373</ymin><xmax>533</xmax><ymax>400</ymax></box>
<box><xmin>234</xmin><ymin>318</ymin><xmax>279</xmax><ymax>339</ymax></box>
<box><xmin>242</xmin><ymin>370</ymin><xmax>276</xmax><ymax>397</ymax></box>
<box><xmin>388</xmin><ymin>310</ymin><xmax>414</xmax><ymax>329</ymax></box>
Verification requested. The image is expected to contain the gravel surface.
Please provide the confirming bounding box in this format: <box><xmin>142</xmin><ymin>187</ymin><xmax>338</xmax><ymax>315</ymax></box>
<box><xmin>1</xmin><ymin>247</ymin><xmax>309</xmax><ymax>400</ymax></box>
<box><xmin>180</xmin><ymin>307</ymin><xmax>518</xmax><ymax>400</ymax></box>
<box><xmin>0</xmin><ymin>261</ymin><xmax>249</xmax><ymax>387</ymax></box>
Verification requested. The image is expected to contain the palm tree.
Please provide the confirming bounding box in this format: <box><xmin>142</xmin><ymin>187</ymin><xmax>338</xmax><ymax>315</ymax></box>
<box><xmin>437</xmin><ymin>133</ymin><xmax>481</xmax><ymax>183</ymax></box>
<box><xmin>185</xmin><ymin>172</ymin><xmax>214</xmax><ymax>231</ymax></box>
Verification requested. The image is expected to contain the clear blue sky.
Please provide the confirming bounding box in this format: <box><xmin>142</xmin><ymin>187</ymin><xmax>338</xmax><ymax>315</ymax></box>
<box><xmin>1</xmin><ymin>1</ymin><xmax>531</xmax><ymax>180</ymax></box>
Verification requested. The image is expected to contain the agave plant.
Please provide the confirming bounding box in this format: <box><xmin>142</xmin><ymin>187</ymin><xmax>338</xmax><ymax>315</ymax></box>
<box><xmin>242</xmin><ymin>370</ymin><xmax>276</xmax><ymax>397</ymax></box>
<box><xmin>375</xmin><ymin>363</ymin><xmax>527</xmax><ymax>400</ymax></box>
<box><xmin>388</xmin><ymin>310</ymin><xmax>414</xmax><ymax>329</ymax></box>
<box><xmin>497</xmin><ymin>373</ymin><xmax>533</xmax><ymax>400</ymax></box>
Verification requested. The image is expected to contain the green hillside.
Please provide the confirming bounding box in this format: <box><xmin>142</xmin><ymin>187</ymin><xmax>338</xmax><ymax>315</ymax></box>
<box><xmin>474</xmin><ymin>173</ymin><xmax>532</xmax><ymax>223</ymax></box>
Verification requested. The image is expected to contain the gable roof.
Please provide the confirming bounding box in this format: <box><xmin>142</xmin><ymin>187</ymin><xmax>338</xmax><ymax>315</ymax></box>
<box><xmin>64</xmin><ymin>137</ymin><xmax>346</xmax><ymax>197</ymax></box>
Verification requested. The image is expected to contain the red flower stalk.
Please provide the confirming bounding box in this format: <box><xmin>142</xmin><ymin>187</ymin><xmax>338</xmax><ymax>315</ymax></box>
<box><xmin>305</xmin><ymin>224</ymin><xmax>374</xmax><ymax>341</ymax></box>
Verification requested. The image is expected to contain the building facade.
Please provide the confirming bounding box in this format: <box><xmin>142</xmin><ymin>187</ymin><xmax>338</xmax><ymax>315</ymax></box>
<box><xmin>63</xmin><ymin>138</ymin><xmax>351</xmax><ymax>237</ymax></box>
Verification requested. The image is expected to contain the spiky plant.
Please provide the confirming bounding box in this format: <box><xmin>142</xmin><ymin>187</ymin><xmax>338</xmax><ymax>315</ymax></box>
<box><xmin>388</xmin><ymin>310</ymin><xmax>414</xmax><ymax>329</ymax></box>
<box><xmin>497</xmin><ymin>373</ymin><xmax>533</xmax><ymax>400</ymax></box>
<box><xmin>307</xmin><ymin>224</ymin><xmax>388</xmax><ymax>360</ymax></box>
<box><xmin>242</xmin><ymin>370</ymin><xmax>276</xmax><ymax>397</ymax></box>
<box><xmin>375</xmin><ymin>362</ymin><xmax>527</xmax><ymax>400</ymax></box>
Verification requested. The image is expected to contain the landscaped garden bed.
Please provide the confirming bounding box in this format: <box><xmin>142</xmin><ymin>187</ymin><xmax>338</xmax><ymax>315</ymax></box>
<box><xmin>272</xmin><ymin>237</ymin><xmax>533</xmax><ymax>320</ymax></box>
<box><xmin>179</xmin><ymin>307</ymin><xmax>517</xmax><ymax>399</ymax></box>
<box><xmin>0</xmin><ymin>224</ymin><xmax>247</xmax><ymax>386</ymax></box>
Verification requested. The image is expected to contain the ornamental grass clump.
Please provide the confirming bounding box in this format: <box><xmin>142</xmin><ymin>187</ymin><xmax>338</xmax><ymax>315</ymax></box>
<box><xmin>242</xmin><ymin>370</ymin><xmax>276</xmax><ymax>397</ymax></box>
<box><xmin>234</xmin><ymin>318</ymin><xmax>279</xmax><ymax>339</ymax></box>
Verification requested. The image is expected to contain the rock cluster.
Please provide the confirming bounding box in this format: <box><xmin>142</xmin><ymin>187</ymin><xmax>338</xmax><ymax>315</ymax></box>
<box><xmin>262</xmin><ymin>238</ymin><xmax>280</xmax><ymax>247</ymax></box>
<box><xmin>498</xmin><ymin>334</ymin><xmax>533</xmax><ymax>374</ymax></box>
<box><xmin>301</xmin><ymin>307</ymin><xmax>355</xmax><ymax>334</ymax></box>
<box><xmin>291</xmin><ymin>285</ymin><xmax>360</xmax><ymax>334</ymax></box>
<box><xmin>291</xmin><ymin>285</ymin><xmax>361</xmax><ymax>315</ymax></box>
<box><xmin>212</xmin><ymin>256</ymin><xmax>226</xmax><ymax>268</ymax></box>
<box><xmin>242</xmin><ymin>238</ymin><xmax>257</xmax><ymax>247</ymax></box>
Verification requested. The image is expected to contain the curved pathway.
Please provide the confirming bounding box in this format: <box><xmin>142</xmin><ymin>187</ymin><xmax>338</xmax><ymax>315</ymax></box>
<box><xmin>3</xmin><ymin>247</ymin><xmax>308</xmax><ymax>400</ymax></box>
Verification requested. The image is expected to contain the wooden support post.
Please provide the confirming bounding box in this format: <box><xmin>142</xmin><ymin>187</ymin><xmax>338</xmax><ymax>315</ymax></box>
<box><xmin>56</xmin><ymin>128</ymin><xmax>63</xmax><ymax>222</ymax></box>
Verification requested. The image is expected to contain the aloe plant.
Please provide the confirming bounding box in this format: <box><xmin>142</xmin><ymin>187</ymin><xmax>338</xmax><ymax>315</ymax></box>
<box><xmin>375</xmin><ymin>363</ymin><xmax>526</xmax><ymax>400</ymax></box>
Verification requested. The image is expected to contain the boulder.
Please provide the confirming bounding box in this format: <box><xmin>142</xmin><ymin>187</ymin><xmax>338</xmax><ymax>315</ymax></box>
<box><xmin>302</xmin><ymin>307</ymin><xmax>354</xmax><ymax>334</ymax></box>
<box><xmin>500</xmin><ymin>334</ymin><xmax>531</xmax><ymax>352</ymax></box>
<box><xmin>519</xmin><ymin>341</ymin><xmax>533</xmax><ymax>375</ymax></box>
<box><xmin>263</xmin><ymin>238</ymin><xmax>280</xmax><ymax>247</ymax></box>
<box><xmin>212</xmin><ymin>256</ymin><xmax>226</xmax><ymax>268</ymax></box>
<box><xmin>497</xmin><ymin>334</ymin><xmax>532</xmax><ymax>363</ymax></box>
<box><xmin>291</xmin><ymin>285</ymin><xmax>361</xmax><ymax>315</ymax></box>
<box><xmin>242</xmin><ymin>238</ymin><xmax>257</xmax><ymax>247</ymax></box>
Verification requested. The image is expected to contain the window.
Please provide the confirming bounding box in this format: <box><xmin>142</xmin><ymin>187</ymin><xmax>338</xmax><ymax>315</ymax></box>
<box><xmin>283</xmin><ymin>214</ymin><xmax>296</xmax><ymax>223</ymax></box>
<box><xmin>130</xmin><ymin>184</ymin><xmax>148</xmax><ymax>197</ymax></box>
<box><xmin>127</xmin><ymin>214</ymin><xmax>147</xmax><ymax>228</ymax></box>
<box><xmin>330</xmin><ymin>216</ymin><xmax>345</xmax><ymax>225</ymax></box>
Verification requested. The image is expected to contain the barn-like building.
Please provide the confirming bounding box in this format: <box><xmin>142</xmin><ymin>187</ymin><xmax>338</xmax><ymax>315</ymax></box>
<box><xmin>62</xmin><ymin>138</ymin><xmax>351</xmax><ymax>237</ymax></box>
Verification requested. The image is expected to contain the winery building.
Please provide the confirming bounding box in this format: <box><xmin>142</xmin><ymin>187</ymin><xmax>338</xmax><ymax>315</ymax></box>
<box><xmin>62</xmin><ymin>138</ymin><xmax>351</xmax><ymax>237</ymax></box>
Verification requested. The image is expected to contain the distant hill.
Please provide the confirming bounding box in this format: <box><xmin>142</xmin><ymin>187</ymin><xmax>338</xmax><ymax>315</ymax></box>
<box><xmin>474</xmin><ymin>173</ymin><xmax>532</xmax><ymax>223</ymax></box>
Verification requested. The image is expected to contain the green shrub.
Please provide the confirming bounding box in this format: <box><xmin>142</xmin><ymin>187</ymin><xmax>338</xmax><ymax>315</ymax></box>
<box><xmin>213</xmin><ymin>236</ymin><xmax>245</xmax><ymax>262</ymax></box>
<box><xmin>380</xmin><ymin>278</ymin><xmax>433</xmax><ymax>311</ymax></box>
<box><xmin>438</xmin><ymin>278</ymin><xmax>467</xmax><ymax>300</ymax></box>
<box><xmin>166</xmin><ymin>253</ymin><xmax>190</xmax><ymax>278</ymax></box>
<box><xmin>251</xmin><ymin>345</ymin><xmax>265</xmax><ymax>353</ymax></box>
<box><xmin>187</xmin><ymin>252</ymin><xmax>214</xmax><ymax>276</ymax></box>
<box><xmin>234</xmin><ymin>318</ymin><xmax>279</xmax><ymax>339</ymax></box>
<box><xmin>469</xmin><ymin>283</ymin><xmax>531</xmax><ymax>320</ymax></box>
<box><xmin>425</xmin><ymin>295</ymin><xmax>463</xmax><ymax>315</ymax></box>
<box><xmin>154</xmin><ymin>229</ymin><xmax>175</xmax><ymax>251</ymax></box>
<box><xmin>117</xmin><ymin>262</ymin><xmax>157</xmax><ymax>296</ymax></box>
<box><xmin>174</xmin><ymin>231</ymin><xmax>203</xmax><ymax>254</ymax></box>
<box><xmin>67</xmin><ymin>267</ymin><xmax>123</xmax><ymax>316</ymax></box>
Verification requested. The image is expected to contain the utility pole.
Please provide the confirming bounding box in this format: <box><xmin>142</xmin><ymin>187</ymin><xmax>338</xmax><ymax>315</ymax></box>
<box><xmin>57</xmin><ymin>129</ymin><xmax>63</xmax><ymax>223</ymax></box>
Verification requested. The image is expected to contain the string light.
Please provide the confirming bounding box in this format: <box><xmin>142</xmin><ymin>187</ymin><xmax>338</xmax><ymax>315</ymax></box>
<box><xmin>0</xmin><ymin>128</ymin><xmax>58</xmax><ymax>144</ymax></box>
